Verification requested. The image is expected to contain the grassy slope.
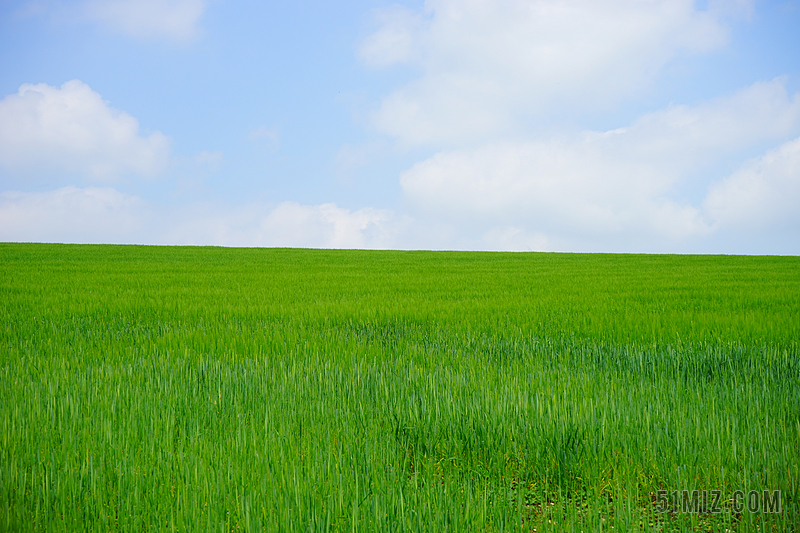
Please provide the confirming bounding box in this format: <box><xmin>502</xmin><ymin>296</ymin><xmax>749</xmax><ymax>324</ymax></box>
<box><xmin>1</xmin><ymin>243</ymin><xmax>798</xmax><ymax>532</ymax></box>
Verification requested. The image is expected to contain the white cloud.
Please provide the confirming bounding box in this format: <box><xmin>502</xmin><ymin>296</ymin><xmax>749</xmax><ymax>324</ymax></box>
<box><xmin>362</xmin><ymin>0</ymin><xmax>749</xmax><ymax>146</ymax></box>
<box><xmin>82</xmin><ymin>0</ymin><xmax>206</xmax><ymax>43</ymax></box>
<box><xmin>0</xmin><ymin>187</ymin><xmax>402</xmax><ymax>249</ymax></box>
<box><xmin>400</xmin><ymin>141</ymin><xmax>711</xmax><ymax>246</ymax></box>
<box><xmin>257</xmin><ymin>202</ymin><xmax>398</xmax><ymax>249</ymax></box>
<box><xmin>399</xmin><ymin>79</ymin><xmax>800</xmax><ymax>249</ymax></box>
<box><xmin>609</xmin><ymin>78</ymin><xmax>800</xmax><ymax>171</ymax></box>
<box><xmin>704</xmin><ymin>136</ymin><xmax>800</xmax><ymax>231</ymax></box>
<box><xmin>0</xmin><ymin>80</ymin><xmax>171</xmax><ymax>184</ymax></box>
<box><xmin>165</xmin><ymin>201</ymin><xmax>401</xmax><ymax>249</ymax></box>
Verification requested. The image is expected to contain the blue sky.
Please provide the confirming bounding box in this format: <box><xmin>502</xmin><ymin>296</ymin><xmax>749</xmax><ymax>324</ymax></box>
<box><xmin>1</xmin><ymin>0</ymin><xmax>799</xmax><ymax>253</ymax></box>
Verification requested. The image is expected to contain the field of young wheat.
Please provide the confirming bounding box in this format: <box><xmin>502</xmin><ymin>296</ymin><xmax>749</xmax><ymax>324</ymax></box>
<box><xmin>1</xmin><ymin>243</ymin><xmax>798</xmax><ymax>532</ymax></box>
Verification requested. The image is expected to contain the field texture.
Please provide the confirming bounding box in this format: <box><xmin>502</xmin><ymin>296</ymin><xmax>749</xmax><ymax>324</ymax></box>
<box><xmin>1</xmin><ymin>243</ymin><xmax>798</xmax><ymax>532</ymax></box>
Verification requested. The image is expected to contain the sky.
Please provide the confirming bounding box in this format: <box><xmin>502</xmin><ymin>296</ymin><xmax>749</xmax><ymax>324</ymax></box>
<box><xmin>1</xmin><ymin>0</ymin><xmax>799</xmax><ymax>253</ymax></box>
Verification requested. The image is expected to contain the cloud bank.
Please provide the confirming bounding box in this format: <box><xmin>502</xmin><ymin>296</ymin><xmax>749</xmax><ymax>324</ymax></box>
<box><xmin>0</xmin><ymin>80</ymin><xmax>171</xmax><ymax>184</ymax></box>
<box><xmin>1</xmin><ymin>74</ymin><xmax>797</xmax><ymax>253</ymax></box>
<box><xmin>705</xmin><ymin>136</ymin><xmax>800</xmax><ymax>233</ymax></box>
<box><xmin>0</xmin><ymin>187</ymin><xmax>402</xmax><ymax>249</ymax></box>
<box><xmin>361</xmin><ymin>0</ymin><xmax>751</xmax><ymax>146</ymax></box>
<box><xmin>399</xmin><ymin>79</ymin><xmax>800</xmax><ymax>248</ymax></box>
<box><xmin>352</xmin><ymin>0</ymin><xmax>799</xmax><ymax>253</ymax></box>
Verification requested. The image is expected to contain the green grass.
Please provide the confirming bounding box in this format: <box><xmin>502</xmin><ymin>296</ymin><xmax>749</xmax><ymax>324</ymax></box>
<box><xmin>1</xmin><ymin>243</ymin><xmax>798</xmax><ymax>532</ymax></box>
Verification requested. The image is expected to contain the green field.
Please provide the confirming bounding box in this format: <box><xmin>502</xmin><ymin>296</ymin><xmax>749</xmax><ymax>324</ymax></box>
<box><xmin>1</xmin><ymin>243</ymin><xmax>798</xmax><ymax>532</ymax></box>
